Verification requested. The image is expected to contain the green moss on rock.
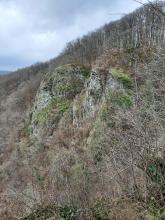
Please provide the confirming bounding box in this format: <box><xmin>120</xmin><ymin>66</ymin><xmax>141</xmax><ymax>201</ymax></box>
<box><xmin>55</xmin><ymin>64</ymin><xmax>90</xmax><ymax>78</ymax></box>
<box><xmin>111</xmin><ymin>68</ymin><xmax>133</xmax><ymax>89</ymax></box>
<box><xmin>32</xmin><ymin>99</ymin><xmax>71</xmax><ymax>125</ymax></box>
<box><xmin>110</xmin><ymin>91</ymin><xmax>133</xmax><ymax>109</ymax></box>
<box><xmin>30</xmin><ymin>64</ymin><xmax>90</xmax><ymax>138</ymax></box>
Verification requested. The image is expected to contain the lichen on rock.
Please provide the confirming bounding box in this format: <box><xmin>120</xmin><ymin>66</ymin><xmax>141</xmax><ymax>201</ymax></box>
<box><xmin>30</xmin><ymin>64</ymin><xmax>89</xmax><ymax>140</ymax></box>
<box><xmin>72</xmin><ymin>67</ymin><xmax>120</xmax><ymax>126</ymax></box>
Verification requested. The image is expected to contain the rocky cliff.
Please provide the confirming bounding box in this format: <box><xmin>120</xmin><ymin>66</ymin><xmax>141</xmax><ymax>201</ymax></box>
<box><xmin>5</xmin><ymin>53</ymin><xmax>162</xmax><ymax>219</ymax></box>
<box><xmin>0</xmin><ymin>3</ymin><xmax>165</xmax><ymax>220</ymax></box>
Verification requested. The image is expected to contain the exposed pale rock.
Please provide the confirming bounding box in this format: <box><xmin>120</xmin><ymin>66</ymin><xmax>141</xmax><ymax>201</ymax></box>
<box><xmin>30</xmin><ymin>65</ymin><xmax>89</xmax><ymax>140</ymax></box>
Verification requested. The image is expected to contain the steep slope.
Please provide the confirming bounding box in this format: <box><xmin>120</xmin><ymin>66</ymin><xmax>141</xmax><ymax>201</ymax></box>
<box><xmin>1</xmin><ymin>50</ymin><xmax>165</xmax><ymax>219</ymax></box>
<box><xmin>0</xmin><ymin>63</ymin><xmax>49</xmax><ymax>218</ymax></box>
<box><xmin>0</xmin><ymin>2</ymin><xmax>165</xmax><ymax>220</ymax></box>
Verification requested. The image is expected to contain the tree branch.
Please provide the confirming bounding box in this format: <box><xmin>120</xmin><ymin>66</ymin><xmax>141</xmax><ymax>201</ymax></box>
<box><xmin>134</xmin><ymin>0</ymin><xmax>165</xmax><ymax>17</ymax></box>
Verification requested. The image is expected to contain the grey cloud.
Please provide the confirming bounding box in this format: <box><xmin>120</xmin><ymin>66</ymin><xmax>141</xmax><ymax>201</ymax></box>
<box><xmin>0</xmin><ymin>0</ymin><xmax>140</xmax><ymax>70</ymax></box>
<box><xmin>8</xmin><ymin>0</ymin><xmax>115</xmax><ymax>28</ymax></box>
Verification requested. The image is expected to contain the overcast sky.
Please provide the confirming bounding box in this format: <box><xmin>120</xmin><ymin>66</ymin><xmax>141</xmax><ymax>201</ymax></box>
<box><xmin>0</xmin><ymin>0</ymin><xmax>141</xmax><ymax>71</ymax></box>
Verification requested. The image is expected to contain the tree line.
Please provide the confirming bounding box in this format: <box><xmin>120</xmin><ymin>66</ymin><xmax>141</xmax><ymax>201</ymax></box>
<box><xmin>50</xmin><ymin>1</ymin><xmax>165</xmax><ymax>67</ymax></box>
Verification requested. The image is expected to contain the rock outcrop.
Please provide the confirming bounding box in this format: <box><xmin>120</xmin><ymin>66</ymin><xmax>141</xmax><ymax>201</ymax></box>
<box><xmin>30</xmin><ymin>65</ymin><xmax>122</xmax><ymax>140</ymax></box>
<box><xmin>30</xmin><ymin>64</ymin><xmax>90</xmax><ymax>139</ymax></box>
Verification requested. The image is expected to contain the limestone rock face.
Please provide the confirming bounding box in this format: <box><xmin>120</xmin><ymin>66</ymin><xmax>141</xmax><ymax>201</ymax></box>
<box><xmin>72</xmin><ymin>68</ymin><xmax>119</xmax><ymax>126</ymax></box>
<box><xmin>83</xmin><ymin>68</ymin><xmax>119</xmax><ymax>118</ymax></box>
<box><xmin>30</xmin><ymin>65</ymin><xmax>89</xmax><ymax>140</ymax></box>
<box><xmin>30</xmin><ymin>65</ymin><xmax>120</xmax><ymax>140</ymax></box>
<box><xmin>83</xmin><ymin>70</ymin><xmax>104</xmax><ymax>118</ymax></box>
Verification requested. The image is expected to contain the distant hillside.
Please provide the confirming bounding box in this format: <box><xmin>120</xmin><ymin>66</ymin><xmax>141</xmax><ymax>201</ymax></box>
<box><xmin>0</xmin><ymin>70</ymin><xmax>10</xmax><ymax>75</ymax></box>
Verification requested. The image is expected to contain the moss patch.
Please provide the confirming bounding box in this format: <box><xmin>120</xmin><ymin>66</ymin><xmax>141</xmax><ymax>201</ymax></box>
<box><xmin>99</xmin><ymin>104</ymin><xmax>116</xmax><ymax>128</ymax></box>
<box><xmin>21</xmin><ymin>205</ymin><xmax>56</xmax><ymax>220</ymax></box>
<box><xmin>80</xmin><ymin>66</ymin><xmax>91</xmax><ymax>78</ymax></box>
<box><xmin>146</xmin><ymin>157</ymin><xmax>165</xmax><ymax>184</ymax></box>
<box><xmin>59</xmin><ymin>206</ymin><xmax>76</xmax><ymax>220</ymax></box>
<box><xmin>92</xmin><ymin>198</ymin><xmax>110</xmax><ymax>220</ymax></box>
<box><xmin>110</xmin><ymin>91</ymin><xmax>133</xmax><ymax>109</ymax></box>
<box><xmin>89</xmin><ymin>117</ymin><xmax>109</xmax><ymax>163</ymax></box>
<box><xmin>32</xmin><ymin>99</ymin><xmax>71</xmax><ymax>125</ymax></box>
<box><xmin>111</xmin><ymin>68</ymin><xmax>133</xmax><ymax>89</ymax></box>
<box><xmin>58</xmin><ymin>78</ymin><xmax>84</xmax><ymax>99</ymax></box>
<box><xmin>56</xmin><ymin>64</ymin><xmax>90</xmax><ymax>78</ymax></box>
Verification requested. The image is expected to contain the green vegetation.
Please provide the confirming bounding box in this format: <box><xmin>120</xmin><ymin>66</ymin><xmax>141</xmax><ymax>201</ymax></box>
<box><xmin>110</xmin><ymin>91</ymin><xmax>133</xmax><ymax>109</ymax></box>
<box><xmin>99</xmin><ymin>104</ymin><xmax>116</xmax><ymax>128</ymax></box>
<box><xmin>56</xmin><ymin>64</ymin><xmax>74</xmax><ymax>74</ymax></box>
<box><xmin>53</xmin><ymin>65</ymin><xmax>90</xmax><ymax>99</ymax></box>
<box><xmin>146</xmin><ymin>157</ymin><xmax>165</xmax><ymax>183</ymax></box>
<box><xmin>32</xmin><ymin>99</ymin><xmax>71</xmax><ymax>125</ymax></box>
<box><xmin>80</xmin><ymin>66</ymin><xmax>90</xmax><ymax>78</ymax></box>
<box><xmin>58</xmin><ymin>79</ymin><xmax>84</xmax><ymax>98</ymax></box>
<box><xmin>111</xmin><ymin>68</ymin><xmax>133</xmax><ymax>89</ymax></box>
<box><xmin>147</xmin><ymin>197</ymin><xmax>163</xmax><ymax>218</ymax></box>
<box><xmin>125</xmin><ymin>47</ymin><xmax>135</xmax><ymax>53</ymax></box>
<box><xmin>89</xmin><ymin>118</ymin><xmax>108</xmax><ymax>163</ymax></box>
<box><xmin>146</xmin><ymin>210</ymin><xmax>165</xmax><ymax>220</ymax></box>
<box><xmin>56</xmin><ymin>64</ymin><xmax>90</xmax><ymax>78</ymax></box>
<box><xmin>56</xmin><ymin>100</ymin><xmax>71</xmax><ymax>113</ymax></box>
<box><xmin>99</xmin><ymin>105</ymin><xmax>110</xmax><ymax>122</ymax></box>
<box><xmin>92</xmin><ymin>198</ymin><xmax>110</xmax><ymax>220</ymax></box>
<box><xmin>21</xmin><ymin>205</ymin><xmax>77</xmax><ymax>220</ymax></box>
<box><xmin>59</xmin><ymin>206</ymin><xmax>76</xmax><ymax>220</ymax></box>
<box><xmin>144</xmin><ymin>156</ymin><xmax>165</xmax><ymax>219</ymax></box>
<box><xmin>93</xmin><ymin>144</ymin><xmax>104</xmax><ymax>163</ymax></box>
<box><xmin>21</xmin><ymin>205</ymin><xmax>56</xmax><ymax>220</ymax></box>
